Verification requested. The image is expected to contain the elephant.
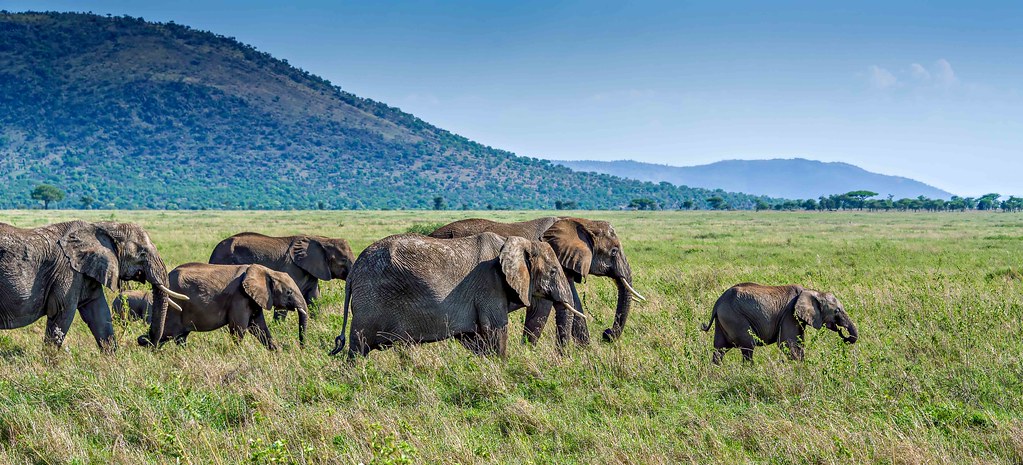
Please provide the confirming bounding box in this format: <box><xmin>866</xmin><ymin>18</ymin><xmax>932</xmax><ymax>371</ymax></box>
<box><xmin>0</xmin><ymin>220</ymin><xmax>185</xmax><ymax>351</ymax></box>
<box><xmin>137</xmin><ymin>263</ymin><xmax>308</xmax><ymax>350</ymax></box>
<box><xmin>701</xmin><ymin>283</ymin><xmax>859</xmax><ymax>363</ymax></box>
<box><xmin>329</xmin><ymin>232</ymin><xmax>584</xmax><ymax>358</ymax></box>
<box><xmin>430</xmin><ymin>217</ymin><xmax>643</xmax><ymax>345</ymax></box>
<box><xmin>209</xmin><ymin>232</ymin><xmax>354</xmax><ymax>321</ymax></box>
<box><xmin>112</xmin><ymin>290</ymin><xmax>152</xmax><ymax>321</ymax></box>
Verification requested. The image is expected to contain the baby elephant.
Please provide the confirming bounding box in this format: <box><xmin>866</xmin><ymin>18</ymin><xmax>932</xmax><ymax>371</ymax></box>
<box><xmin>112</xmin><ymin>290</ymin><xmax>153</xmax><ymax>321</ymax></box>
<box><xmin>137</xmin><ymin>263</ymin><xmax>308</xmax><ymax>350</ymax></box>
<box><xmin>702</xmin><ymin>283</ymin><xmax>858</xmax><ymax>363</ymax></box>
<box><xmin>330</xmin><ymin>232</ymin><xmax>583</xmax><ymax>358</ymax></box>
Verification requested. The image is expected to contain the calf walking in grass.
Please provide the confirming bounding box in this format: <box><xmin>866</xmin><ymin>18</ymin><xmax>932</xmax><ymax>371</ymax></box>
<box><xmin>702</xmin><ymin>283</ymin><xmax>858</xmax><ymax>363</ymax></box>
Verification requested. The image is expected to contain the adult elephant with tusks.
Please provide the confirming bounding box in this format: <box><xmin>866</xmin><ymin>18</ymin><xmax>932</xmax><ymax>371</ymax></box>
<box><xmin>209</xmin><ymin>232</ymin><xmax>354</xmax><ymax>321</ymax></box>
<box><xmin>430</xmin><ymin>217</ymin><xmax>644</xmax><ymax>344</ymax></box>
<box><xmin>0</xmin><ymin>221</ymin><xmax>187</xmax><ymax>351</ymax></box>
<box><xmin>329</xmin><ymin>232</ymin><xmax>584</xmax><ymax>358</ymax></box>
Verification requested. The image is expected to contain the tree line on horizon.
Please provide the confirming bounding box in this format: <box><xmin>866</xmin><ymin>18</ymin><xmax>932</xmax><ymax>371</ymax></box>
<box><xmin>21</xmin><ymin>184</ymin><xmax>1021</xmax><ymax>212</ymax></box>
<box><xmin>754</xmin><ymin>191</ymin><xmax>1023</xmax><ymax>212</ymax></box>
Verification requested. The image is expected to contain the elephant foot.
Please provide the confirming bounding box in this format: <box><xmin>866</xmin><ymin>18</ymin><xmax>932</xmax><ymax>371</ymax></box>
<box><xmin>601</xmin><ymin>328</ymin><xmax>620</xmax><ymax>343</ymax></box>
<box><xmin>521</xmin><ymin>329</ymin><xmax>541</xmax><ymax>346</ymax></box>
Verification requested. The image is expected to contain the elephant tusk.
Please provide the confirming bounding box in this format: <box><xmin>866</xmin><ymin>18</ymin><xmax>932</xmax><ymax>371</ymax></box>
<box><xmin>167</xmin><ymin>299</ymin><xmax>183</xmax><ymax>312</ymax></box>
<box><xmin>298</xmin><ymin>307</ymin><xmax>308</xmax><ymax>317</ymax></box>
<box><xmin>622</xmin><ymin>280</ymin><xmax>646</xmax><ymax>302</ymax></box>
<box><xmin>158</xmin><ymin>285</ymin><xmax>190</xmax><ymax>301</ymax></box>
<box><xmin>563</xmin><ymin>304</ymin><xmax>589</xmax><ymax>320</ymax></box>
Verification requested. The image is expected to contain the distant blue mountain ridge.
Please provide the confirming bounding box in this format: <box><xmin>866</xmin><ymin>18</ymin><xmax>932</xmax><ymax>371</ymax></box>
<box><xmin>553</xmin><ymin>158</ymin><xmax>954</xmax><ymax>200</ymax></box>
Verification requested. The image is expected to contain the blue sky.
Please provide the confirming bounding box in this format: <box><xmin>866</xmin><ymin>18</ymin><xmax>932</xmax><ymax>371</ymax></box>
<box><xmin>7</xmin><ymin>1</ymin><xmax>1022</xmax><ymax>196</ymax></box>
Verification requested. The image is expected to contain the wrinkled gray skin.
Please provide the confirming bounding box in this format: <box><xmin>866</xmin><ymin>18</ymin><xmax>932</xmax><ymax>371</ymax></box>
<box><xmin>0</xmin><ymin>221</ymin><xmax>173</xmax><ymax>351</ymax></box>
<box><xmin>431</xmin><ymin>217</ymin><xmax>638</xmax><ymax>344</ymax></box>
<box><xmin>701</xmin><ymin>283</ymin><xmax>859</xmax><ymax>363</ymax></box>
<box><xmin>209</xmin><ymin>232</ymin><xmax>354</xmax><ymax>321</ymax></box>
<box><xmin>112</xmin><ymin>290</ymin><xmax>152</xmax><ymax>321</ymax></box>
<box><xmin>137</xmin><ymin>263</ymin><xmax>308</xmax><ymax>350</ymax></box>
<box><xmin>330</xmin><ymin>232</ymin><xmax>576</xmax><ymax>358</ymax></box>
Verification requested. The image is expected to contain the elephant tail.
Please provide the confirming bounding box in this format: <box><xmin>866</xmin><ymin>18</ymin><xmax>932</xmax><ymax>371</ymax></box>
<box><xmin>701</xmin><ymin>306</ymin><xmax>718</xmax><ymax>332</ymax></box>
<box><xmin>329</xmin><ymin>284</ymin><xmax>352</xmax><ymax>356</ymax></box>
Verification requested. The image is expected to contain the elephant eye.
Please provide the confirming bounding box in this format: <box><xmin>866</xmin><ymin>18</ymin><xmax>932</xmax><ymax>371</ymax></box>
<box><xmin>611</xmin><ymin>247</ymin><xmax>619</xmax><ymax>257</ymax></box>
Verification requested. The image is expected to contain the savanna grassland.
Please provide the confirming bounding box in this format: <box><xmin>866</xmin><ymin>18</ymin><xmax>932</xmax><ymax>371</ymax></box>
<box><xmin>0</xmin><ymin>210</ymin><xmax>1021</xmax><ymax>464</ymax></box>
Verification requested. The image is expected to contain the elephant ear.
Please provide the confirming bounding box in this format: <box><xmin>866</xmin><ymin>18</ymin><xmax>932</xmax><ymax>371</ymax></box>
<box><xmin>498</xmin><ymin>236</ymin><xmax>532</xmax><ymax>307</ymax></box>
<box><xmin>542</xmin><ymin>219</ymin><xmax>593</xmax><ymax>282</ymax></box>
<box><xmin>290</xmin><ymin>236</ymin><xmax>331</xmax><ymax>281</ymax></box>
<box><xmin>794</xmin><ymin>290</ymin><xmax>823</xmax><ymax>329</ymax></box>
<box><xmin>242</xmin><ymin>265</ymin><xmax>274</xmax><ymax>310</ymax></box>
<box><xmin>58</xmin><ymin>224</ymin><xmax>120</xmax><ymax>289</ymax></box>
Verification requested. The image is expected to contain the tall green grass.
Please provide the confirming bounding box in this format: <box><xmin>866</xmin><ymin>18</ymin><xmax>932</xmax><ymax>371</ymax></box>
<box><xmin>0</xmin><ymin>210</ymin><xmax>1020</xmax><ymax>463</ymax></box>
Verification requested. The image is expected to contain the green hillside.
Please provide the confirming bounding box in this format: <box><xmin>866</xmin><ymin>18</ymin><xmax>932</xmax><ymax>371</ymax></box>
<box><xmin>0</xmin><ymin>11</ymin><xmax>779</xmax><ymax>210</ymax></box>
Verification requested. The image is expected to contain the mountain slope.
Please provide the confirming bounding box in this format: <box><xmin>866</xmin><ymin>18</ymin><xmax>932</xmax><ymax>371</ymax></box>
<box><xmin>554</xmin><ymin>159</ymin><xmax>954</xmax><ymax>200</ymax></box>
<box><xmin>0</xmin><ymin>12</ymin><xmax>778</xmax><ymax>210</ymax></box>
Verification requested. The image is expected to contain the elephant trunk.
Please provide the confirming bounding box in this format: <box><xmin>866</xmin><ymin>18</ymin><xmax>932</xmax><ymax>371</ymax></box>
<box><xmin>297</xmin><ymin>306</ymin><xmax>308</xmax><ymax>347</ymax></box>
<box><xmin>144</xmin><ymin>252</ymin><xmax>171</xmax><ymax>345</ymax></box>
<box><xmin>841</xmin><ymin>320</ymin><xmax>859</xmax><ymax>344</ymax></box>
<box><xmin>552</xmin><ymin>301</ymin><xmax>574</xmax><ymax>349</ymax></box>
<box><xmin>602</xmin><ymin>277</ymin><xmax>634</xmax><ymax>342</ymax></box>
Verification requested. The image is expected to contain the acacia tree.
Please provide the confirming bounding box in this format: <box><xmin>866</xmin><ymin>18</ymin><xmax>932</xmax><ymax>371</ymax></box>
<box><xmin>845</xmin><ymin>191</ymin><xmax>879</xmax><ymax>210</ymax></box>
<box><xmin>1002</xmin><ymin>196</ymin><xmax>1023</xmax><ymax>212</ymax></box>
<box><xmin>31</xmin><ymin>184</ymin><xmax>65</xmax><ymax>209</ymax></box>
<box><xmin>629</xmin><ymin>198</ymin><xmax>658</xmax><ymax>210</ymax></box>
<box><xmin>706</xmin><ymin>197</ymin><xmax>728</xmax><ymax>210</ymax></box>
<box><xmin>977</xmin><ymin>193</ymin><xmax>1000</xmax><ymax>211</ymax></box>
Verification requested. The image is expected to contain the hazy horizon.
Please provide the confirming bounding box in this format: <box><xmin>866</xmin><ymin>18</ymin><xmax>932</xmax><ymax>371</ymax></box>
<box><xmin>6</xmin><ymin>1</ymin><xmax>1021</xmax><ymax>197</ymax></box>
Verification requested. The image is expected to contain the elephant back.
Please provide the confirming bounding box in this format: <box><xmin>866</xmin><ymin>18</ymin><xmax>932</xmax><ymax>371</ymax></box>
<box><xmin>209</xmin><ymin>232</ymin><xmax>289</xmax><ymax>268</ymax></box>
<box><xmin>430</xmin><ymin>217</ymin><xmax>561</xmax><ymax>241</ymax></box>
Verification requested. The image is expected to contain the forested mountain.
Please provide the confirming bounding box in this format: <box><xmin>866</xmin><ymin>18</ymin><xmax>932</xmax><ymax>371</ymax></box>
<box><xmin>555</xmin><ymin>159</ymin><xmax>954</xmax><ymax>200</ymax></box>
<box><xmin>0</xmin><ymin>12</ymin><xmax>779</xmax><ymax>210</ymax></box>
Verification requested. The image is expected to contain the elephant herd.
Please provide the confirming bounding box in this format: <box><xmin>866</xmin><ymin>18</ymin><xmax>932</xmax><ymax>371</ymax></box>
<box><xmin>0</xmin><ymin>216</ymin><xmax>858</xmax><ymax>363</ymax></box>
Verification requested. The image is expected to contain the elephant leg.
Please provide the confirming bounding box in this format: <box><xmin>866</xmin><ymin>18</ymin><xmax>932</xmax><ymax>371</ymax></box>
<box><xmin>522</xmin><ymin>299</ymin><xmax>553</xmax><ymax>344</ymax></box>
<box><xmin>78</xmin><ymin>295</ymin><xmax>116</xmax><ymax>351</ymax></box>
<box><xmin>227</xmin><ymin>311</ymin><xmax>249</xmax><ymax>344</ymax></box>
<box><xmin>347</xmin><ymin>330</ymin><xmax>372</xmax><ymax>358</ymax></box>
<box><xmin>44</xmin><ymin>309</ymin><xmax>77</xmax><ymax>348</ymax></box>
<box><xmin>480</xmin><ymin>306</ymin><xmax>509</xmax><ymax>357</ymax></box>
<box><xmin>725</xmin><ymin>325</ymin><xmax>756</xmax><ymax>363</ymax></box>
<box><xmin>481</xmin><ymin>326</ymin><xmax>508</xmax><ymax>357</ymax></box>
<box><xmin>712</xmin><ymin>327</ymin><xmax>731</xmax><ymax>365</ymax></box>
<box><xmin>712</xmin><ymin>349</ymin><xmax>727</xmax><ymax>365</ymax></box>
<box><xmin>569</xmin><ymin>282</ymin><xmax>589</xmax><ymax>345</ymax></box>
<box><xmin>740</xmin><ymin>347</ymin><xmax>755</xmax><ymax>363</ymax></box>
<box><xmin>457</xmin><ymin>333</ymin><xmax>486</xmax><ymax>355</ymax></box>
<box><xmin>248</xmin><ymin>311</ymin><xmax>277</xmax><ymax>351</ymax></box>
<box><xmin>778</xmin><ymin>318</ymin><xmax>806</xmax><ymax>361</ymax></box>
<box><xmin>782</xmin><ymin>338</ymin><xmax>805</xmax><ymax>361</ymax></box>
<box><xmin>228</xmin><ymin>325</ymin><xmax>246</xmax><ymax>344</ymax></box>
<box><xmin>305</xmin><ymin>281</ymin><xmax>321</xmax><ymax>304</ymax></box>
